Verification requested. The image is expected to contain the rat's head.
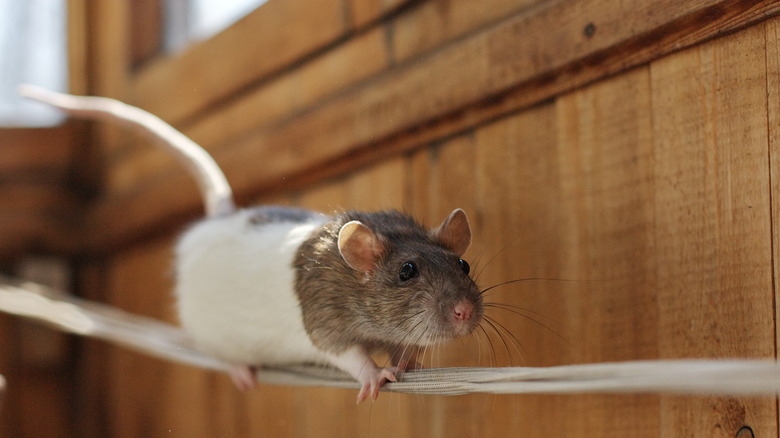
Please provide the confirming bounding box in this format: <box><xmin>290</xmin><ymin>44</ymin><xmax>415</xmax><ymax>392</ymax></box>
<box><xmin>337</xmin><ymin>208</ymin><xmax>483</xmax><ymax>346</ymax></box>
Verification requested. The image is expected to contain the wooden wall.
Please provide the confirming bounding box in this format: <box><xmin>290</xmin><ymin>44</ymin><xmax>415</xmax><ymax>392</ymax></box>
<box><xmin>4</xmin><ymin>0</ymin><xmax>780</xmax><ymax>437</ymax></box>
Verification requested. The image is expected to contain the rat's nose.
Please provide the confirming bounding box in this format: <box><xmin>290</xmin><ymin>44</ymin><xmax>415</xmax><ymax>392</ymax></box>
<box><xmin>453</xmin><ymin>300</ymin><xmax>473</xmax><ymax>321</ymax></box>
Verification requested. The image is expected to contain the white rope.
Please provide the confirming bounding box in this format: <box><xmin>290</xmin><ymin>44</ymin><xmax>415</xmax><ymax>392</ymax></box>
<box><xmin>2</xmin><ymin>274</ymin><xmax>779</xmax><ymax>396</ymax></box>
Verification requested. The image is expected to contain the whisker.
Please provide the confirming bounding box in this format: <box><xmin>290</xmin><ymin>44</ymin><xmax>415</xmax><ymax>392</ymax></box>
<box><xmin>472</xmin><ymin>326</ymin><xmax>488</xmax><ymax>366</ymax></box>
<box><xmin>483</xmin><ymin>315</ymin><xmax>527</xmax><ymax>366</ymax></box>
<box><xmin>481</xmin><ymin>316</ymin><xmax>516</xmax><ymax>366</ymax></box>
<box><xmin>419</xmin><ymin>343</ymin><xmax>430</xmax><ymax>370</ymax></box>
<box><xmin>380</xmin><ymin>311</ymin><xmax>428</xmax><ymax>369</ymax></box>
<box><xmin>471</xmin><ymin>237</ymin><xmax>521</xmax><ymax>282</ymax></box>
<box><xmin>376</xmin><ymin>309</ymin><xmax>425</xmax><ymax>346</ymax></box>
<box><xmin>467</xmin><ymin>251</ymin><xmax>488</xmax><ymax>283</ymax></box>
<box><xmin>472</xmin><ymin>325</ymin><xmax>484</xmax><ymax>367</ymax></box>
<box><xmin>404</xmin><ymin>312</ymin><xmax>436</xmax><ymax>368</ymax></box>
<box><xmin>435</xmin><ymin>328</ymin><xmax>445</xmax><ymax>366</ymax></box>
<box><xmin>476</xmin><ymin>324</ymin><xmax>497</xmax><ymax>367</ymax></box>
<box><xmin>483</xmin><ymin>301</ymin><xmax>557</xmax><ymax>323</ymax></box>
<box><xmin>426</xmin><ymin>320</ymin><xmax>441</xmax><ymax>367</ymax></box>
<box><xmin>483</xmin><ymin>304</ymin><xmax>577</xmax><ymax>352</ymax></box>
<box><xmin>480</xmin><ymin>277</ymin><xmax>579</xmax><ymax>295</ymax></box>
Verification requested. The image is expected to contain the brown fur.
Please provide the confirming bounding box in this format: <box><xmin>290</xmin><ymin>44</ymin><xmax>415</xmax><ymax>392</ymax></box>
<box><xmin>293</xmin><ymin>210</ymin><xmax>482</xmax><ymax>355</ymax></box>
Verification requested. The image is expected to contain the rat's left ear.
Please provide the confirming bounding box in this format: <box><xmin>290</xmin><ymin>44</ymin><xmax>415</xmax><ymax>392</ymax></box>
<box><xmin>430</xmin><ymin>208</ymin><xmax>472</xmax><ymax>256</ymax></box>
<box><xmin>338</xmin><ymin>221</ymin><xmax>386</xmax><ymax>273</ymax></box>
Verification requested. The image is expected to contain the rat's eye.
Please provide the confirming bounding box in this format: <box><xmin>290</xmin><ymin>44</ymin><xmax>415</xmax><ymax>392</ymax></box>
<box><xmin>399</xmin><ymin>262</ymin><xmax>418</xmax><ymax>281</ymax></box>
<box><xmin>458</xmin><ymin>259</ymin><xmax>470</xmax><ymax>274</ymax></box>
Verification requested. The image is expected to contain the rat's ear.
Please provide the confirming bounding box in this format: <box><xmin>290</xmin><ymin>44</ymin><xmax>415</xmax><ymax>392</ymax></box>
<box><xmin>430</xmin><ymin>208</ymin><xmax>472</xmax><ymax>256</ymax></box>
<box><xmin>338</xmin><ymin>221</ymin><xmax>385</xmax><ymax>273</ymax></box>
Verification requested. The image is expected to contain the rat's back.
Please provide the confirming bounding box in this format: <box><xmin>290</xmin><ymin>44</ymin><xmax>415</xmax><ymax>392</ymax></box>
<box><xmin>175</xmin><ymin>206</ymin><xmax>329</xmax><ymax>366</ymax></box>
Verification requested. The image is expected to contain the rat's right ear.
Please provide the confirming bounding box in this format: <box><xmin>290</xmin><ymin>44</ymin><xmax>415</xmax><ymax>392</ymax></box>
<box><xmin>338</xmin><ymin>221</ymin><xmax>385</xmax><ymax>273</ymax></box>
<box><xmin>430</xmin><ymin>208</ymin><xmax>472</xmax><ymax>256</ymax></box>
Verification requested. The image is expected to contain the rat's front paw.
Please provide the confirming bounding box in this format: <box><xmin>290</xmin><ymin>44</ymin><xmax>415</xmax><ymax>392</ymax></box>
<box><xmin>356</xmin><ymin>367</ymin><xmax>397</xmax><ymax>403</ymax></box>
<box><xmin>229</xmin><ymin>365</ymin><xmax>258</xmax><ymax>391</ymax></box>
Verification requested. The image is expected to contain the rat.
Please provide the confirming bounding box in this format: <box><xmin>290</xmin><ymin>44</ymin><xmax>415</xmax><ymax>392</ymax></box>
<box><xmin>19</xmin><ymin>85</ymin><xmax>484</xmax><ymax>403</ymax></box>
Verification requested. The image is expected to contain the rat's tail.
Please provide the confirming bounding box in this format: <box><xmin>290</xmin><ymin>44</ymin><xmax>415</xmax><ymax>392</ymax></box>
<box><xmin>18</xmin><ymin>85</ymin><xmax>235</xmax><ymax>218</ymax></box>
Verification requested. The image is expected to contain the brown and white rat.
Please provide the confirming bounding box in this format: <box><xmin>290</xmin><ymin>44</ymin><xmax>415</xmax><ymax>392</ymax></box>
<box><xmin>19</xmin><ymin>85</ymin><xmax>484</xmax><ymax>402</ymax></box>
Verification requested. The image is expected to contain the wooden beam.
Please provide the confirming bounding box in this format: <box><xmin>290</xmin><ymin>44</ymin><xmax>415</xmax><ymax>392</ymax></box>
<box><xmin>0</xmin><ymin>124</ymin><xmax>85</xmax><ymax>262</ymax></box>
<box><xmin>0</xmin><ymin>126</ymin><xmax>77</xmax><ymax>178</ymax></box>
<box><xmin>131</xmin><ymin>0</ymin><xmax>349</xmax><ymax>125</ymax></box>
<box><xmin>83</xmin><ymin>0</ymin><xmax>780</xmax><ymax>255</ymax></box>
<box><xmin>129</xmin><ymin>0</ymin><xmax>162</xmax><ymax>68</ymax></box>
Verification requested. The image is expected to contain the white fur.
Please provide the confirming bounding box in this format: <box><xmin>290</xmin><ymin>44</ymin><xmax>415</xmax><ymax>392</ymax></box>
<box><xmin>175</xmin><ymin>210</ymin><xmax>328</xmax><ymax>366</ymax></box>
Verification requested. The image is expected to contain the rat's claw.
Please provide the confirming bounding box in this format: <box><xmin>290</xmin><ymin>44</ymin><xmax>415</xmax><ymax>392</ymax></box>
<box><xmin>229</xmin><ymin>365</ymin><xmax>257</xmax><ymax>391</ymax></box>
<box><xmin>356</xmin><ymin>368</ymin><xmax>397</xmax><ymax>403</ymax></box>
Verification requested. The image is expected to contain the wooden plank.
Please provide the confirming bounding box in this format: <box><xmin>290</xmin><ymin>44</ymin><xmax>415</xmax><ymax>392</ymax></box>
<box><xmin>72</xmin><ymin>261</ymin><xmax>112</xmax><ymax>437</ymax></box>
<box><xmin>0</xmin><ymin>125</ymin><xmax>77</xmax><ymax>177</ymax></box>
<box><xmin>108</xmin><ymin>27</ymin><xmax>390</xmax><ymax>195</ymax></box>
<box><xmin>552</xmin><ymin>67</ymin><xmax>660</xmax><ymax>436</ymax></box>
<box><xmin>86</xmin><ymin>0</ymin><xmax>132</xmax><ymax>163</ymax></box>
<box><xmin>444</xmin><ymin>68</ymin><xmax>662</xmax><ymax>436</ymax></box>
<box><xmin>131</xmin><ymin>0</ymin><xmax>349</xmax><ymax>125</ymax></box>
<box><xmin>87</xmin><ymin>1</ymin><xmax>130</xmax><ymax>100</ymax></box>
<box><xmin>347</xmin><ymin>0</ymin><xmax>414</xmax><ymax>29</ymax></box>
<box><xmin>129</xmin><ymin>0</ymin><xmax>162</xmax><ymax>67</ymax></box>
<box><xmin>103</xmin><ymin>237</ymin><xmax>195</xmax><ymax>438</ymax></box>
<box><xmin>0</xmin><ymin>182</ymin><xmax>81</xmax><ymax>262</ymax></box>
<box><xmin>650</xmin><ymin>22</ymin><xmax>775</xmax><ymax>437</ymax></box>
<box><xmin>555</xmin><ymin>67</ymin><xmax>658</xmax><ymax>363</ymax></box>
<box><xmin>391</xmin><ymin>0</ymin><xmax>546</xmax><ymax>62</ymax></box>
<box><xmin>296</xmin><ymin>179</ymin><xmax>351</xmax><ymax>214</ymax></box>
<box><xmin>763</xmin><ymin>13</ymin><xmax>780</xmax><ymax>438</ymax></box>
<box><xmin>767</xmin><ymin>3</ymin><xmax>780</xmax><ymax>386</ymax></box>
<box><xmin>65</xmin><ymin>0</ymin><xmax>102</xmax><ymax>200</ymax></box>
<box><xmin>67</xmin><ymin>0</ymin><xmax>89</xmax><ymax>95</ymax></box>
<box><xmin>87</xmin><ymin>0</ymin><xmax>780</xmax><ymax>255</ymax></box>
<box><xmin>473</xmin><ymin>103</ymin><xmax>569</xmax><ymax>310</ymax></box>
<box><xmin>0</xmin><ymin>261</ymin><xmax>78</xmax><ymax>438</ymax></box>
<box><xmin>0</xmin><ymin>184</ymin><xmax>80</xmax><ymax>213</ymax></box>
<box><xmin>345</xmin><ymin>156</ymin><xmax>407</xmax><ymax>211</ymax></box>
<box><xmin>190</xmin><ymin>27</ymin><xmax>389</xmax><ymax>147</ymax></box>
<box><xmin>0</xmin><ymin>314</ymin><xmax>18</xmax><ymax>437</ymax></box>
<box><xmin>13</xmin><ymin>367</ymin><xmax>73</xmax><ymax>438</ymax></box>
<box><xmin>400</xmin><ymin>86</ymin><xmax>661</xmax><ymax>436</ymax></box>
<box><xmin>222</xmin><ymin>0</ymin><xmax>780</xmax><ymax>200</ymax></box>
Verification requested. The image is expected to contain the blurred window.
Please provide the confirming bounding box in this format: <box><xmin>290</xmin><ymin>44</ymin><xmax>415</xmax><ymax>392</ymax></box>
<box><xmin>164</xmin><ymin>0</ymin><xmax>269</xmax><ymax>52</ymax></box>
<box><xmin>0</xmin><ymin>0</ymin><xmax>67</xmax><ymax>127</ymax></box>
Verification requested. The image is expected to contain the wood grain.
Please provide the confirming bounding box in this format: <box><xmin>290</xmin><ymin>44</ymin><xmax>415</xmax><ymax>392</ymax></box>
<box><xmin>767</xmin><ymin>16</ymin><xmax>780</xmax><ymax>433</ymax></box>
<box><xmin>7</xmin><ymin>1</ymin><xmax>780</xmax><ymax>437</ymax></box>
<box><xmin>762</xmin><ymin>16</ymin><xmax>780</xmax><ymax>438</ymax></box>
<box><xmin>0</xmin><ymin>126</ymin><xmax>76</xmax><ymax>171</ymax></box>
<box><xmin>129</xmin><ymin>0</ymin><xmax>162</xmax><ymax>67</ymax></box>
<box><xmin>391</xmin><ymin>0</ymin><xmax>546</xmax><ymax>62</ymax></box>
<box><xmin>107</xmin><ymin>26</ymin><xmax>390</xmax><ymax>196</ymax></box>
<box><xmin>0</xmin><ymin>123</ymin><xmax>84</xmax><ymax>261</ymax></box>
<box><xmin>554</xmin><ymin>66</ymin><xmax>662</xmax><ymax>436</ymax></box>
<box><xmin>104</xmin><ymin>237</ymin><xmax>183</xmax><ymax>438</ymax></box>
<box><xmin>131</xmin><ymin>0</ymin><xmax>349</xmax><ymax>125</ymax></box>
<box><xmin>347</xmin><ymin>0</ymin><xmax>414</xmax><ymax>29</ymax></box>
<box><xmin>650</xmin><ymin>22</ymin><xmax>775</xmax><ymax>437</ymax></box>
<box><xmin>87</xmin><ymin>0</ymin><xmax>780</xmax><ymax>255</ymax></box>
